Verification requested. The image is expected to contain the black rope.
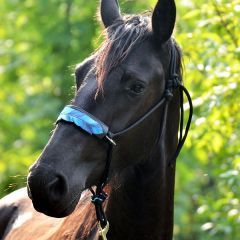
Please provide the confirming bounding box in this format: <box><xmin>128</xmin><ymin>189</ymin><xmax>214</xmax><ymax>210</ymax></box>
<box><xmin>150</xmin><ymin>43</ymin><xmax>193</xmax><ymax>168</ymax></box>
<box><xmin>168</xmin><ymin>84</ymin><xmax>193</xmax><ymax>167</ymax></box>
<box><xmin>162</xmin><ymin>43</ymin><xmax>193</xmax><ymax>167</ymax></box>
<box><xmin>90</xmin><ymin>138</ymin><xmax>114</xmax><ymax>231</ymax></box>
<box><xmin>111</xmin><ymin>97</ymin><xmax>166</xmax><ymax>138</ymax></box>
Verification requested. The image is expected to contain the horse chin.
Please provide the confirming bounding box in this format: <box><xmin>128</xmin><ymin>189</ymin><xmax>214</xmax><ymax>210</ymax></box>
<box><xmin>43</xmin><ymin>194</ymin><xmax>81</xmax><ymax>218</ymax></box>
<box><xmin>31</xmin><ymin>190</ymin><xmax>82</xmax><ymax>218</ymax></box>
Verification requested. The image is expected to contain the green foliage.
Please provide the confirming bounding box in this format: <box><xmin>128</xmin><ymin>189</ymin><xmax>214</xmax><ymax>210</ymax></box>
<box><xmin>0</xmin><ymin>0</ymin><xmax>99</xmax><ymax>196</ymax></box>
<box><xmin>173</xmin><ymin>0</ymin><xmax>240</xmax><ymax>239</ymax></box>
<box><xmin>0</xmin><ymin>0</ymin><xmax>239</xmax><ymax>239</ymax></box>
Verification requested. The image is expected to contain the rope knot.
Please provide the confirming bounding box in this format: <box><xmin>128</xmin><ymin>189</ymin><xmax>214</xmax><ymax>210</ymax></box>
<box><xmin>163</xmin><ymin>90</ymin><xmax>173</xmax><ymax>101</ymax></box>
<box><xmin>172</xmin><ymin>78</ymin><xmax>180</xmax><ymax>89</ymax></box>
<box><xmin>166</xmin><ymin>75</ymin><xmax>180</xmax><ymax>90</ymax></box>
<box><xmin>170</xmin><ymin>73</ymin><xmax>178</xmax><ymax>79</ymax></box>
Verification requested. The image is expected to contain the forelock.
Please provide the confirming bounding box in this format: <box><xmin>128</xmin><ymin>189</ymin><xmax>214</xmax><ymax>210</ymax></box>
<box><xmin>94</xmin><ymin>14</ymin><xmax>152</xmax><ymax>95</ymax></box>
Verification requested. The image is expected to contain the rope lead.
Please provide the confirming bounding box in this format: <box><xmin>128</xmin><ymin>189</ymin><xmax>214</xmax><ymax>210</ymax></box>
<box><xmin>90</xmin><ymin>140</ymin><xmax>114</xmax><ymax>239</ymax></box>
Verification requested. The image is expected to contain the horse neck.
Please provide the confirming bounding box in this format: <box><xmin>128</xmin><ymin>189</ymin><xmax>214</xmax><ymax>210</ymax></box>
<box><xmin>106</xmin><ymin>93</ymin><xmax>179</xmax><ymax>240</ymax></box>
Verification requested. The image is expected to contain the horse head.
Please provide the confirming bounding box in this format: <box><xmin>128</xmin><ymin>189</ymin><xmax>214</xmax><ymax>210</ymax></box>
<box><xmin>27</xmin><ymin>0</ymin><xmax>185</xmax><ymax>222</ymax></box>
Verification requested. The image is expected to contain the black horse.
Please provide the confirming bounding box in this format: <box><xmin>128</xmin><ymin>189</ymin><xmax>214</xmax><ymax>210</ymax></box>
<box><xmin>0</xmin><ymin>0</ymin><xmax>192</xmax><ymax>239</ymax></box>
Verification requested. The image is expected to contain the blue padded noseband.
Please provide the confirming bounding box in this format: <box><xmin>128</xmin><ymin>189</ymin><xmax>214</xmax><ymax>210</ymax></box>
<box><xmin>56</xmin><ymin>105</ymin><xmax>109</xmax><ymax>139</ymax></box>
<box><xmin>56</xmin><ymin>105</ymin><xmax>116</xmax><ymax>145</ymax></box>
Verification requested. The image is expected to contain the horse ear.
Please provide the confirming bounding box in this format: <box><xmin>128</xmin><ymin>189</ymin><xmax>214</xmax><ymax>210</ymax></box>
<box><xmin>100</xmin><ymin>0</ymin><xmax>122</xmax><ymax>28</ymax></box>
<box><xmin>152</xmin><ymin>0</ymin><xmax>176</xmax><ymax>45</ymax></box>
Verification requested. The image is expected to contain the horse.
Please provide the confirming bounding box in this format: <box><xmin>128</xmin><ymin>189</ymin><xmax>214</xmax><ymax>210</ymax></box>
<box><xmin>0</xmin><ymin>0</ymin><xmax>193</xmax><ymax>239</ymax></box>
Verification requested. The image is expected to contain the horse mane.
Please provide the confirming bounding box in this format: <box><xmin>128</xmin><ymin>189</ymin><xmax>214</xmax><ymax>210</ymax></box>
<box><xmin>94</xmin><ymin>12</ymin><xmax>183</xmax><ymax>96</ymax></box>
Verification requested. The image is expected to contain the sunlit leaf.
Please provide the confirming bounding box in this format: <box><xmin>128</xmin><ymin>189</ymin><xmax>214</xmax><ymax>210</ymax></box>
<box><xmin>182</xmin><ymin>9</ymin><xmax>201</xmax><ymax>19</ymax></box>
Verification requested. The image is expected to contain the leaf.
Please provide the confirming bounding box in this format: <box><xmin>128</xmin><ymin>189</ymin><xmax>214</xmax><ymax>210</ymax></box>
<box><xmin>182</xmin><ymin>9</ymin><xmax>201</xmax><ymax>19</ymax></box>
<box><xmin>200</xmin><ymin>32</ymin><xmax>223</xmax><ymax>43</ymax></box>
<box><xmin>232</xmin><ymin>0</ymin><xmax>240</xmax><ymax>6</ymax></box>
<box><xmin>198</xmin><ymin>19</ymin><xmax>212</xmax><ymax>27</ymax></box>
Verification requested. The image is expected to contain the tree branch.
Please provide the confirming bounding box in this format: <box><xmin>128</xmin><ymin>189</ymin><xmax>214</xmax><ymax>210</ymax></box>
<box><xmin>212</xmin><ymin>0</ymin><xmax>238</xmax><ymax>48</ymax></box>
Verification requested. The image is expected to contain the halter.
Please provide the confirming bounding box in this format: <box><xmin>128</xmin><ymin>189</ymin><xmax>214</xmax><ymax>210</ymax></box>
<box><xmin>54</xmin><ymin>42</ymin><xmax>193</xmax><ymax>239</ymax></box>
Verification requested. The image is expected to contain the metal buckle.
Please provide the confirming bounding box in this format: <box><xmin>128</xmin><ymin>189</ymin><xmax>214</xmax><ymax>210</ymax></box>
<box><xmin>105</xmin><ymin>136</ymin><xmax>116</xmax><ymax>145</ymax></box>
<box><xmin>98</xmin><ymin>221</ymin><xmax>109</xmax><ymax>240</ymax></box>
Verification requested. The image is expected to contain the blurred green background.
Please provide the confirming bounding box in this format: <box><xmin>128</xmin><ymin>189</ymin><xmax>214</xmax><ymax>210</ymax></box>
<box><xmin>0</xmin><ymin>0</ymin><xmax>239</xmax><ymax>239</ymax></box>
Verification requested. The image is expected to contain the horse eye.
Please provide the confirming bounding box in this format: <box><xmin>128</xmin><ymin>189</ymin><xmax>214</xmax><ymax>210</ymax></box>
<box><xmin>131</xmin><ymin>84</ymin><xmax>145</xmax><ymax>94</ymax></box>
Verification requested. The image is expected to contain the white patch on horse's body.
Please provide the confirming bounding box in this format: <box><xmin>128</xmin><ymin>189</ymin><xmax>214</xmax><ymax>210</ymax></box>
<box><xmin>12</xmin><ymin>211</ymin><xmax>33</xmax><ymax>229</ymax></box>
<box><xmin>0</xmin><ymin>188</ymin><xmax>28</xmax><ymax>205</ymax></box>
<box><xmin>80</xmin><ymin>189</ymin><xmax>87</xmax><ymax>200</ymax></box>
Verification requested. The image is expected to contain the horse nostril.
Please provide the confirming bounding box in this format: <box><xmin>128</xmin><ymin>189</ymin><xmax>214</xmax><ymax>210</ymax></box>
<box><xmin>47</xmin><ymin>173</ymin><xmax>69</xmax><ymax>202</ymax></box>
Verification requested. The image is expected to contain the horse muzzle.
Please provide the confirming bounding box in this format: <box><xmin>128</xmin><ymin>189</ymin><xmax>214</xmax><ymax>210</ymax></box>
<box><xmin>27</xmin><ymin>163</ymin><xmax>80</xmax><ymax>218</ymax></box>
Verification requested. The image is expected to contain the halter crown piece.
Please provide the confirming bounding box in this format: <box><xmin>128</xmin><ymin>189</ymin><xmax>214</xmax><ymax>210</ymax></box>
<box><xmin>54</xmin><ymin>43</ymin><xmax>193</xmax><ymax>239</ymax></box>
